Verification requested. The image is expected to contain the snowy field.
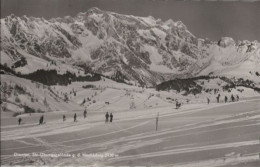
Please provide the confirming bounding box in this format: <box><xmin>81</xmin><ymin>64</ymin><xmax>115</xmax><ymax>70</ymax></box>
<box><xmin>1</xmin><ymin>95</ymin><xmax>260</xmax><ymax>166</ymax></box>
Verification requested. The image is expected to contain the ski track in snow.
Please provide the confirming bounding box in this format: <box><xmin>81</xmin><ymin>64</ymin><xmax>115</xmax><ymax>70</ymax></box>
<box><xmin>169</xmin><ymin>154</ymin><xmax>260</xmax><ymax>167</ymax></box>
<box><xmin>108</xmin><ymin>140</ymin><xmax>259</xmax><ymax>162</ymax></box>
<box><xmin>2</xmin><ymin>98</ymin><xmax>257</xmax><ymax>142</ymax></box>
<box><xmin>1</xmin><ymin>98</ymin><xmax>260</xmax><ymax>166</ymax></box>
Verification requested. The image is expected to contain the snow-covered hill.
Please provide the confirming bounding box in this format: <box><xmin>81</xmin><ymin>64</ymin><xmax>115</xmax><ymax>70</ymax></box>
<box><xmin>2</xmin><ymin>7</ymin><xmax>258</xmax><ymax>86</ymax></box>
<box><xmin>0</xmin><ymin>74</ymin><xmax>83</xmax><ymax>117</ymax></box>
<box><xmin>1</xmin><ymin>71</ymin><xmax>259</xmax><ymax>117</ymax></box>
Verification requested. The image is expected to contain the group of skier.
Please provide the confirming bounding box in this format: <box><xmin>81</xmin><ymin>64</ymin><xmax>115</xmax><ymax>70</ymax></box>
<box><xmin>105</xmin><ymin>112</ymin><xmax>113</xmax><ymax>123</ymax></box>
<box><xmin>68</xmin><ymin>109</ymin><xmax>87</xmax><ymax>122</ymax></box>
<box><xmin>18</xmin><ymin>109</ymin><xmax>115</xmax><ymax>125</ymax></box>
<box><xmin>62</xmin><ymin>111</ymin><xmax>85</xmax><ymax>123</ymax></box>
<box><xmin>208</xmin><ymin>94</ymin><xmax>240</xmax><ymax>104</ymax></box>
<box><xmin>223</xmin><ymin>94</ymin><xmax>239</xmax><ymax>103</ymax></box>
<box><xmin>17</xmin><ymin>92</ymin><xmax>241</xmax><ymax>126</ymax></box>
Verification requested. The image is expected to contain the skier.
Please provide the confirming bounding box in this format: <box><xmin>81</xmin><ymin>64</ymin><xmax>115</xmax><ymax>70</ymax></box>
<box><xmin>236</xmin><ymin>95</ymin><xmax>239</xmax><ymax>101</ymax></box>
<box><xmin>74</xmin><ymin>113</ymin><xmax>77</xmax><ymax>122</ymax></box>
<box><xmin>207</xmin><ymin>98</ymin><xmax>210</xmax><ymax>104</ymax></box>
<box><xmin>225</xmin><ymin>96</ymin><xmax>228</xmax><ymax>103</ymax></box>
<box><xmin>105</xmin><ymin>112</ymin><xmax>109</xmax><ymax>123</ymax></box>
<box><xmin>110</xmin><ymin>113</ymin><xmax>113</xmax><ymax>123</ymax></box>
<box><xmin>83</xmin><ymin>109</ymin><xmax>87</xmax><ymax>119</ymax></box>
<box><xmin>39</xmin><ymin>115</ymin><xmax>44</xmax><ymax>125</ymax></box>
<box><xmin>18</xmin><ymin>117</ymin><xmax>22</xmax><ymax>125</ymax></box>
<box><xmin>156</xmin><ymin>112</ymin><xmax>159</xmax><ymax>131</ymax></box>
<box><xmin>216</xmin><ymin>94</ymin><xmax>221</xmax><ymax>103</ymax></box>
<box><xmin>63</xmin><ymin>114</ymin><xmax>66</xmax><ymax>122</ymax></box>
<box><xmin>41</xmin><ymin>115</ymin><xmax>44</xmax><ymax>124</ymax></box>
<box><xmin>176</xmin><ymin>101</ymin><xmax>181</xmax><ymax>109</ymax></box>
<box><xmin>231</xmin><ymin>94</ymin><xmax>235</xmax><ymax>102</ymax></box>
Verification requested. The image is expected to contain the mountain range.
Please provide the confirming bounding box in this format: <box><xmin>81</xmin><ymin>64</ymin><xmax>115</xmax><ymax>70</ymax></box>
<box><xmin>1</xmin><ymin>7</ymin><xmax>260</xmax><ymax>87</ymax></box>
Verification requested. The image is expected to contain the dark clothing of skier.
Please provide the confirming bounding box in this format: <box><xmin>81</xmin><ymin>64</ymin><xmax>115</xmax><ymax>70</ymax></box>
<box><xmin>216</xmin><ymin>94</ymin><xmax>220</xmax><ymax>103</ymax></box>
<box><xmin>176</xmin><ymin>101</ymin><xmax>181</xmax><ymax>109</ymax></box>
<box><xmin>105</xmin><ymin>112</ymin><xmax>109</xmax><ymax>123</ymax></box>
<box><xmin>225</xmin><ymin>96</ymin><xmax>228</xmax><ymax>103</ymax></box>
<box><xmin>74</xmin><ymin>113</ymin><xmax>77</xmax><ymax>122</ymax></box>
<box><xmin>236</xmin><ymin>95</ymin><xmax>239</xmax><ymax>101</ymax></box>
<box><xmin>39</xmin><ymin>115</ymin><xmax>44</xmax><ymax>125</ymax></box>
<box><xmin>110</xmin><ymin>113</ymin><xmax>113</xmax><ymax>122</ymax></box>
<box><xmin>83</xmin><ymin>110</ymin><xmax>87</xmax><ymax>119</ymax></box>
<box><xmin>207</xmin><ymin>98</ymin><xmax>210</xmax><ymax>104</ymax></box>
<box><xmin>18</xmin><ymin>118</ymin><xmax>22</xmax><ymax>125</ymax></box>
<box><xmin>156</xmin><ymin>116</ymin><xmax>159</xmax><ymax>131</ymax></box>
<box><xmin>63</xmin><ymin>115</ymin><xmax>66</xmax><ymax>122</ymax></box>
<box><xmin>231</xmin><ymin>95</ymin><xmax>235</xmax><ymax>102</ymax></box>
<box><xmin>41</xmin><ymin>115</ymin><xmax>44</xmax><ymax>124</ymax></box>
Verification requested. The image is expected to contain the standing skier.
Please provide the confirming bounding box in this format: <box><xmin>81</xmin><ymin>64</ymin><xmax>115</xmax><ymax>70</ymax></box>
<box><xmin>83</xmin><ymin>109</ymin><xmax>87</xmax><ymax>119</ymax></box>
<box><xmin>18</xmin><ymin>117</ymin><xmax>22</xmax><ymax>125</ymax></box>
<box><xmin>39</xmin><ymin>115</ymin><xmax>44</xmax><ymax>125</ymax></box>
<box><xmin>63</xmin><ymin>114</ymin><xmax>66</xmax><ymax>122</ymax></box>
<box><xmin>207</xmin><ymin>98</ymin><xmax>210</xmax><ymax>104</ymax></box>
<box><xmin>156</xmin><ymin>112</ymin><xmax>159</xmax><ymax>131</ymax></box>
<box><xmin>105</xmin><ymin>112</ymin><xmax>109</xmax><ymax>123</ymax></box>
<box><xmin>225</xmin><ymin>96</ymin><xmax>228</xmax><ymax>103</ymax></box>
<box><xmin>216</xmin><ymin>94</ymin><xmax>221</xmax><ymax>103</ymax></box>
<box><xmin>74</xmin><ymin>113</ymin><xmax>77</xmax><ymax>122</ymax></box>
<box><xmin>236</xmin><ymin>95</ymin><xmax>239</xmax><ymax>101</ymax></box>
<box><xmin>231</xmin><ymin>94</ymin><xmax>235</xmax><ymax>102</ymax></box>
<box><xmin>110</xmin><ymin>113</ymin><xmax>113</xmax><ymax>123</ymax></box>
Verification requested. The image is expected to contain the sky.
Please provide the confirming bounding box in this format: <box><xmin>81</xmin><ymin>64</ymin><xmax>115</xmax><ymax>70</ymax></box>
<box><xmin>1</xmin><ymin>0</ymin><xmax>260</xmax><ymax>41</ymax></box>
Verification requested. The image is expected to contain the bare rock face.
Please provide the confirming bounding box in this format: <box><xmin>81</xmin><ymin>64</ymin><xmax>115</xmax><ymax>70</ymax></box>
<box><xmin>1</xmin><ymin>8</ymin><xmax>259</xmax><ymax>86</ymax></box>
<box><xmin>218</xmin><ymin>37</ymin><xmax>236</xmax><ymax>48</ymax></box>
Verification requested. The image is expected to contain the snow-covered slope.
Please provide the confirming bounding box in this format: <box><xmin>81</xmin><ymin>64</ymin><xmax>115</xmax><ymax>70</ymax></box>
<box><xmin>1</xmin><ymin>74</ymin><xmax>83</xmax><ymax>116</ymax></box>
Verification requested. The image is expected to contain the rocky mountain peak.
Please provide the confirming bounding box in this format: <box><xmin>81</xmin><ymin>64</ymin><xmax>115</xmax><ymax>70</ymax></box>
<box><xmin>218</xmin><ymin>37</ymin><xmax>235</xmax><ymax>48</ymax></box>
<box><xmin>1</xmin><ymin>8</ymin><xmax>259</xmax><ymax>86</ymax></box>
